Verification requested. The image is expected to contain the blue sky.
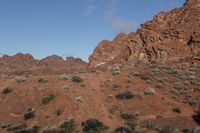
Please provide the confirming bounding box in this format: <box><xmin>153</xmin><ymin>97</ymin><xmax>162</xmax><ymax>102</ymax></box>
<box><xmin>0</xmin><ymin>0</ymin><xmax>185</xmax><ymax>61</ymax></box>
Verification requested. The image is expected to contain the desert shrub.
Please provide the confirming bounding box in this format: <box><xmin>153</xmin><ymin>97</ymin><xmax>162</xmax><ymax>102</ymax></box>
<box><xmin>140</xmin><ymin>74</ymin><xmax>151</xmax><ymax>81</ymax></box>
<box><xmin>172</xmin><ymin>108</ymin><xmax>181</xmax><ymax>113</ymax></box>
<box><xmin>14</xmin><ymin>126</ymin><xmax>40</xmax><ymax>133</ymax></box>
<box><xmin>59</xmin><ymin>119</ymin><xmax>76</xmax><ymax>133</ymax></box>
<box><xmin>150</xmin><ymin>60</ymin><xmax>157</xmax><ymax>64</ymax></box>
<box><xmin>112</xmin><ymin>84</ymin><xmax>119</xmax><ymax>89</ymax></box>
<box><xmin>157</xmin><ymin>78</ymin><xmax>166</xmax><ymax>84</ymax></box>
<box><xmin>112</xmin><ymin>127</ymin><xmax>133</xmax><ymax>133</ymax></box>
<box><xmin>155</xmin><ymin>83</ymin><xmax>164</xmax><ymax>89</ymax></box>
<box><xmin>193</xmin><ymin>127</ymin><xmax>200</xmax><ymax>133</ymax></box>
<box><xmin>167</xmin><ymin>68</ymin><xmax>179</xmax><ymax>75</ymax></box>
<box><xmin>72</xmin><ymin>76</ymin><xmax>83</xmax><ymax>83</ymax></box>
<box><xmin>60</xmin><ymin>74</ymin><xmax>68</xmax><ymax>80</ymax></box>
<box><xmin>116</xmin><ymin>91</ymin><xmax>134</xmax><ymax>100</ymax></box>
<box><xmin>186</xmin><ymin>98</ymin><xmax>198</xmax><ymax>106</ymax></box>
<box><xmin>95</xmin><ymin>70</ymin><xmax>101</xmax><ymax>74</ymax></box>
<box><xmin>193</xmin><ymin>87</ymin><xmax>200</xmax><ymax>92</ymax></box>
<box><xmin>126</xmin><ymin>119</ymin><xmax>139</xmax><ymax>132</ymax></box>
<box><xmin>82</xmin><ymin>119</ymin><xmax>108</xmax><ymax>133</ymax></box>
<box><xmin>41</xmin><ymin>94</ymin><xmax>55</xmax><ymax>105</ymax></box>
<box><xmin>159</xmin><ymin>65</ymin><xmax>173</xmax><ymax>70</ymax></box>
<box><xmin>2</xmin><ymin>87</ymin><xmax>13</xmax><ymax>94</ymax></box>
<box><xmin>193</xmin><ymin>109</ymin><xmax>200</xmax><ymax>124</ymax></box>
<box><xmin>152</xmin><ymin>68</ymin><xmax>160</xmax><ymax>75</ymax></box>
<box><xmin>191</xmin><ymin>79</ymin><xmax>200</xmax><ymax>86</ymax></box>
<box><xmin>121</xmin><ymin>112</ymin><xmax>133</xmax><ymax>120</ymax></box>
<box><xmin>174</xmin><ymin>82</ymin><xmax>183</xmax><ymax>90</ymax></box>
<box><xmin>159</xmin><ymin>126</ymin><xmax>179</xmax><ymax>133</ymax></box>
<box><xmin>6</xmin><ymin>123</ymin><xmax>27</xmax><ymax>131</ymax></box>
<box><xmin>13</xmin><ymin>76</ymin><xmax>26</xmax><ymax>83</ymax></box>
<box><xmin>112</xmin><ymin>70</ymin><xmax>121</xmax><ymax>76</ymax></box>
<box><xmin>38</xmin><ymin>78</ymin><xmax>48</xmax><ymax>83</ymax></box>
<box><xmin>126</xmin><ymin>80</ymin><xmax>132</xmax><ymax>84</ymax></box>
<box><xmin>131</xmin><ymin>71</ymin><xmax>140</xmax><ymax>76</ymax></box>
<box><xmin>182</xmin><ymin>128</ymin><xmax>190</xmax><ymax>133</ymax></box>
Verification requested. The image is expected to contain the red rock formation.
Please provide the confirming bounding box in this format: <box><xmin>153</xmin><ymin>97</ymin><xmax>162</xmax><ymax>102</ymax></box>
<box><xmin>66</xmin><ymin>57</ymin><xmax>87</xmax><ymax>68</ymax></box>
<box><xmin>0</xmin><ymin>53</ymin><xmax>87</xmax><ymax>72</ymax></box>
<box><xmin>89</xmin><ymin>0</ymin><xmax>200</xmax><ymax>67</ymax></box>
<box><xmin>0</xmin><ymin>53</ymin><xmax>38</xmax><ymax>72</ymax></box>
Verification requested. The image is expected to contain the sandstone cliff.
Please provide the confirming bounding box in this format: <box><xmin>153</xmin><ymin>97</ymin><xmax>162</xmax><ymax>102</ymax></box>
<box><xmin>89</xmin><ymin>0</ymin><xmax>200</xmax><ymax>67</ymax></box>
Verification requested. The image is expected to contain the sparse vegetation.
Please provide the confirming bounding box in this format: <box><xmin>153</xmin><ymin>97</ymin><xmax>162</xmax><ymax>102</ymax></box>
<box><xmin>38</xmin><ymin>78</ymin><xmax>48</xmax><ymax>83</ymax></box>
<box><xmin>2</xmin><ymin>87</ymin><xmax>13</xmax><ymax>94</ymax></box>
<box><xmin>72</xmin><ymin>75</ymin><xmax>83</xmax><ymax>83</ymax></box>
<box><xmin>193</xmin><ymin>109</ymin><xmax>200</xmax><ymax>124</ymax></box>
<box><xmin>116</xmin><ymin>91</ymin><xmax>134</xmax><ymax>100</ymax></box>
<box><xmin>159</xmin><ymin>126</ymin><xmax>179</xmax><ymax>133</ymax></box>
<box><xmin>59</xmin><ymin>119</ymin><xmax>76</xmax><ymax>133</ymax></box>
<box><xmin>113</xmin><ymin>127</ymin><xmax>133</xmax><ymax>133</ymax></box>
<box><xmin>155</xmin><ymin>83</ymin><xmax>164</xmax><ymax>89</ymax></box>
<box><xmin>60</xmin><ymin>74</ymin><xmax>68</xmax><ymax>80</ymax></box>
<box><xmin>172</xmin><ymin>108</ymin><xmax>181</xmax><ymax>113</ymax></box>
<box><xmin>174</xmin><ymin>82</ymin><xmax>183</xmax><ymax>90</ymax></box>
<box><xmin>13</xmin><ymin>76</ymin><xmax>26</xmax><ymax>83</ymax></box>
<box><xmin>131</xmin><ymin>71</ymin><xmax>140</xmax><ymax>76</ymax></box>
<box><xmin>41</xmin><ymin>94</ymin><xmax>55</xmax><ymax>105</ymax></box>
<box><xmin>121</xmin><ymin>112</ymin><xmax>133</xmax><ymax>120</ymax></box>
<box><xmin>82</xmin><ymin>119</ymin><xmax>108</xmax><ymax>133</ymax></box>
<box><xmin>140</xmin><ymin>74</ymin><xmax>151</xmax><ymax>81</ymax></box>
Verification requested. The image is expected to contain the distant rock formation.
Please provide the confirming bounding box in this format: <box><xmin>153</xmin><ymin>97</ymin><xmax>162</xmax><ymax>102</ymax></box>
<box><xmin>0</xmin><ymin>53</ymin><xmax>87</xmax><ymax>72</ymax></box>
<box><xmin>89</xmin><ymin>0</ymin><xmax>200</xmax><ymax>67</ymax></box>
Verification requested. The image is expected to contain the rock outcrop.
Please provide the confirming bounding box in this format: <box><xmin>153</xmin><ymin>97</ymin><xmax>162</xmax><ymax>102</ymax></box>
<box><xmin>0</xmin><ymin>53</ymin><xmax>87</xmax><ymax>72</ymax></box>
<box><xmin>89</xmin><ymin>0</ymin><xmax>200</xmax><ymax>67</ymax></box>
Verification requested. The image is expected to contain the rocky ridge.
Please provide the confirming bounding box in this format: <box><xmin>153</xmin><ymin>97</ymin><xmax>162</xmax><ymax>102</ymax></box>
<box><xmin>89</xmin><ymin>0</ymin><xmax>200</xmax><ymax>67</ymax></box>
<box><xmin>0</xmin><ymin>53</ymin><xmax>87</xmax><ymax>73</ymax></box>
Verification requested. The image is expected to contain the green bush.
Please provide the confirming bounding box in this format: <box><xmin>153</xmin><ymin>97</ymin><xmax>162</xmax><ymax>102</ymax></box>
<box><xmin>121</xmin><ymin>112</ymin><xmax>133</xmax><ymax>120</ymax></box>
<box><xmin>38</xmin><ymin>78</ymin><xmax>48</xmax><ymax>83</ymax></box>
<box><xmin>172</xmin><ymin>108</ymin><xmax>181</xmax><ymax>113</ymax></box>
<box><xmin>41</xmin><ymin>94</ymin><xmax>55</xmax><ymax>105</ymax></box>
<box><xmin>140</xmin><ymin>74</ymin><xmax>151</xmax><ymax>81</ymax></box>
<box><xmin>59</xmin><ymin>119</ymin><xmax>76</xmax><ymax>133</ymax></box>
<box><xmin>174</xmin><ymin>82</ymin><xmax>183</xmax><ymax>90</ymax></box>
<box><xmin>72</xmin><ymin>76</ymin><xmax>83</xmax><ymax>83</ymax></box>
<box><xmin>193</xmin><ymin>109</ymin><xmax>200</xmax><ymax>124</ymax></box>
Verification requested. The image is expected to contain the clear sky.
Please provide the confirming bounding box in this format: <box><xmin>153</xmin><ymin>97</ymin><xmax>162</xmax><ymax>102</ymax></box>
<box><xmin>0</xmin><ymin>0</ymin><xmax>185</xmax><ymax>61</ymax></box>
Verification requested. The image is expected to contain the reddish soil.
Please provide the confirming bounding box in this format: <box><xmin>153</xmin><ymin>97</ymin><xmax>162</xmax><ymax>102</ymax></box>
<box><xmin>0</xmin><ymin>60</ymin><xmax>200</xmax><ymax>133</ymax></box>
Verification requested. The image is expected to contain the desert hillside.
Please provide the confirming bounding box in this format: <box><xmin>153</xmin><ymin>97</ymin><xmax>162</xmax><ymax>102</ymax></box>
<box><xmin>0</xmin><ymin>0</ymin><xmax>200</xmax><ymax>133</ymax></box>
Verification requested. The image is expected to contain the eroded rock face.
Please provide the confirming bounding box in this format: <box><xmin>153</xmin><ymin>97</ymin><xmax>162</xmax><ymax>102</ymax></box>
<box><xmin>89</xmin><ymin>0</ymin><xmax>200</xmax><ymax>67</ymax></box>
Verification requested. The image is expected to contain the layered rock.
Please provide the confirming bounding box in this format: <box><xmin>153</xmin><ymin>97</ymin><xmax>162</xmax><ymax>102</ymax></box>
<box><xmin>89</xmin><ymin>0</ymin><xmax>200</xmax><ymax>67</ymax></box>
